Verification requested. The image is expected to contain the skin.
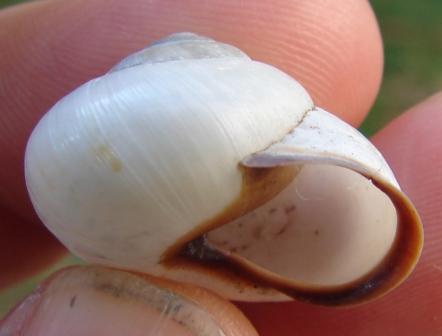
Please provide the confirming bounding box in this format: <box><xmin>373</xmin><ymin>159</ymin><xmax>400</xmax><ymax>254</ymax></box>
<box><xmin>0</xmin><ymin>0</ymin><xmax>441</xmax><ymax>335</ymax></box>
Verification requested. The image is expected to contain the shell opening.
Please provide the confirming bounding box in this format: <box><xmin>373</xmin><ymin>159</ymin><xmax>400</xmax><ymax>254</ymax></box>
<box><xmin>203</xmin><ymin>164</ymin><xmax>397</xmax><ymax>288</ymax></box>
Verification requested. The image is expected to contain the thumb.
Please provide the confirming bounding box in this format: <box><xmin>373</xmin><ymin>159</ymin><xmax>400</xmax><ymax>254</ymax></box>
<box><xmin>0</xmin><ymin>266</ymin><xmax>257</xmax><ymax>336</ymax></box>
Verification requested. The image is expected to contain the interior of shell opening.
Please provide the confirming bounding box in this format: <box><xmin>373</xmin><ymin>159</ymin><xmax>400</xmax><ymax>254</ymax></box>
<box><xmin>203</xmin><ymin>163</ymin><xmax>398</xmax><ymax>288</ymax></box>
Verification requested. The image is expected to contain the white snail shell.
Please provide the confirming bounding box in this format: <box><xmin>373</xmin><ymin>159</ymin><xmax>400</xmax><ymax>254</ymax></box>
<box><xmin>25</xmin><ymin>32</ymin><xmax>423</xmax><ymax>306</ymax></box>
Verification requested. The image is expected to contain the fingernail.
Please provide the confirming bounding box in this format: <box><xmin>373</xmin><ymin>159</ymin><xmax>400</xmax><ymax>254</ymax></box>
<box><xmin>1</xmin><ymin>266</ymin><xmax>257</xmax><ymax>336</ymax></box>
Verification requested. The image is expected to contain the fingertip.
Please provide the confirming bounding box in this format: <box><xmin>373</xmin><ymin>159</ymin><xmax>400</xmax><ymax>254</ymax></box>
<box><xmin>2</xmin><ymin>0</ymin><xmax>383</xmax><ymax>123</ymax></box>
<box><xmin>0</xmin><ymin>0</ymin><xmax>383</xmax><ymax>288</ymax></box>
<box><xmin>372</xmin><ymin>91</ymin><xmax>442</xmax><ymax>198</ymax></box>
<box><xmin>0</xmin><ymin>207</ymin><xmax>65</xmax><ymax>290</ymax></box>
<box><xmin>372</xmin><ymin>91</ymin><xmax>442</xmax><ymax>287</ymax></box>
<box><xmin>0</xmin><ymin>266</ymin><xmax>258</xmax><ymax>336</ymax></box>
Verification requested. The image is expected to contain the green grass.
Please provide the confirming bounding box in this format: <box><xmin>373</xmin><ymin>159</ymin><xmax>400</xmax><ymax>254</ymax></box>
<box><xmin>0</xmin><ymin>0</ymin><xmax>23</xmax><ymax>8</ymax></box>
<box><xmin>361</xmin><ymin>0</ymin><xmax>442</xmax><ymax>135</ymax></box>
<box><xmin>1</xmin><ymin>0</ymin><xmax>441</xmax><ymax>319</ymax></box>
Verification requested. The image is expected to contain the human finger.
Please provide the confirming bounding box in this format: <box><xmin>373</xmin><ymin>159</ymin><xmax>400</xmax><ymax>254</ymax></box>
<box><xmin>0</xmin><ymin>265</ymin><xmax>257</xmax><ymax>336</ymax></box>
<box><xmin>0</xmin><ymin>0</ymin><xmax>382</xmax><ymax>286</ymax></box>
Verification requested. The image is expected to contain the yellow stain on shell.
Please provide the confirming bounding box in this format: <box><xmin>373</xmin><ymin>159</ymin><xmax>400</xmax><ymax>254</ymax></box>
<box><xmin>94</xmin><ymin>144</ymin><xmax>123</xmax><ymax>172</ymax></box>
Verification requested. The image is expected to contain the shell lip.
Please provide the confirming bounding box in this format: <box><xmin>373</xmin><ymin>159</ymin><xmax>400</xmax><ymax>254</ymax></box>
<box><xmin>158</xmin><ymin>107</ymin><xmax>423</xmax><ymax>305</ymax></box>
<box><xmin>163</xmin><ymin>165</ymin><xmax>423</xmax><ymax>307</ymax></box>
<box><xmin>218</xmin><ymin>177</ymin><xmax>422</xmax><ymax>306</ymax></box>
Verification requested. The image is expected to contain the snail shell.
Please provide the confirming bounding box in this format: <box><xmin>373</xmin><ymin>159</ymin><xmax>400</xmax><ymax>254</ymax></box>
<box><xmin>25</xmin><ymin>32</ymin><xmax>423</xmax><ymax>306</ymax></box>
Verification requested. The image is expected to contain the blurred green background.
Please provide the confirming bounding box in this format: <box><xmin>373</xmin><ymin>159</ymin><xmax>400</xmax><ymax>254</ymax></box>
<box><xmin>362</xmin><ymin>0</ymin><xmax>442</xmax><ymax>135</ymax></box>
<box><xmin>0</xmin><ymin>0</ymin><xmax>441</xmax><ymax>318</ymax></box>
